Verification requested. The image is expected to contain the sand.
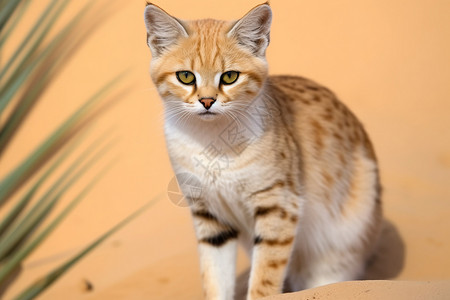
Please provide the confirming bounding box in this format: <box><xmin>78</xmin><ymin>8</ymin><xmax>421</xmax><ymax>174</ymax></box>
<box><xmin>266</xmin><ymin>281</ymin><xmax>450</xmax><ymax>300</ymax></box>
<box><xmin>2</xmin><ymin>0</ymin><xmax>450</xmax><ymax>299</ymax></box>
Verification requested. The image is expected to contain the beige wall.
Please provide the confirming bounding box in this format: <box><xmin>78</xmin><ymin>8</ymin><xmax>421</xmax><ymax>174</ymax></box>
<box><xmin>3</xmin><ymin>0</ymin><xmax>450</xmax><ymax>298</ymax></box>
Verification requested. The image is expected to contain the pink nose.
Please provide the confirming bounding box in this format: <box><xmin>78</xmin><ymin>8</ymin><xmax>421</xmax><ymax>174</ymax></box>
<box><xmin>199</xmin><ymin>98</ymin><xmax>216</xmax><ymax>110</ymax></box>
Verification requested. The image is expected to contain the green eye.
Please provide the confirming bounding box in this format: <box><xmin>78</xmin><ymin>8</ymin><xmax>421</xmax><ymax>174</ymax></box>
<box><xmin>176</xmin><ymin>71</ymin><xmax>196</xmax><ymax>85</ymax></box>
<box><xmin>220</xmin><ymin>71</ymin><xmax>239</xmax><ymax>85</ymax></box>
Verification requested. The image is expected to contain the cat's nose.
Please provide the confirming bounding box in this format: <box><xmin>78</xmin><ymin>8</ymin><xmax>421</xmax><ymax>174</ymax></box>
<box><xmin>199</xmin><ymin>97</ymin><xmax>216</xmax><ymax>110</ymax></box>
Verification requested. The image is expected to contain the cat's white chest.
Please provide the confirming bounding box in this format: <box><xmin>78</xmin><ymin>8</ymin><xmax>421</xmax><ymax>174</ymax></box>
<box><xmin>165</xmin><ymin>123</ymin><xmax>258</xmax><ymax>235</ymax></box>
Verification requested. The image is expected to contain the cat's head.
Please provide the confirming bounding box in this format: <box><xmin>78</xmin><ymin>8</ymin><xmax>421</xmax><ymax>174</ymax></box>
<box><xmin>144</xmin><ymin>3</ymin><xmax>272</xmax><ymax>123</ymax></box>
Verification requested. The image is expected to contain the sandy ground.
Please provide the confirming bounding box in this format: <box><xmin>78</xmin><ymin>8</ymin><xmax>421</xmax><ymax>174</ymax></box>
<box><xmin>2</xmin><ymin>0</ymin><xmax>450</xmax><ymax>299</ymax></box>
<box><xmin>266</xmin><ymin>281</ymin><xmax>450</xmax><ymax>300</ymax></box>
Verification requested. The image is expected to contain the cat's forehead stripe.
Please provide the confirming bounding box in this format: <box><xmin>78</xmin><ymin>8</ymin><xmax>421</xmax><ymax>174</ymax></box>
<box><xmin>188</xmin><ymin>19</ymin><xmax>228</xmax><ymax>70</ymax></box>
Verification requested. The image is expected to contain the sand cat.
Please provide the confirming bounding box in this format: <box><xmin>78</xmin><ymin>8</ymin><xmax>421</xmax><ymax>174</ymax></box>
<box><xmin>144</xmin><ymin>3</ymin><xmax>382</xmax><ymax>299</ymax></box>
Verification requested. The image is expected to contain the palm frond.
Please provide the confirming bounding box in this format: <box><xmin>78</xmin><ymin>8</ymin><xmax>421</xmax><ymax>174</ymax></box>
<box><xmin>0</xmin><ymin>0</ymin><xmax>24</xmax><ymax>31</ymax></box>
<box><xmin>0</xmin><ymin>0</ymin><xmax>31</xmax><ymax>50</ymax></box>
<box><xmin>0</xmin><ymin>72</ymin><xmax>124</xmax><ymax>206</ymax></box>
<box><xmin>0</xmin><ymin>0</ymin><xmax>148</xmax><ymax>298</ymax></box>
<box><xmin>11</xmin><ymin>196</ymin><xmax>160</xmax><ymax>300</ymax></box>
<box><xmin>0</xmin><ymin>135</ymin><xmax>117</xmax><ymax>262</ymax></box>
<box><xmin>0</xmin><ymin>130</ymin><xmax>87</xmax><ymax>238</ymax></box>
<box><xmin>0</xmin><ymin>0</ymin><xmax>97</xmax><ymax>153</ymax></box>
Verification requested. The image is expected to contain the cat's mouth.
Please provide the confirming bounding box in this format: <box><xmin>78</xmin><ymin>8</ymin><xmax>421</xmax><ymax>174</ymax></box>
<box><xmin>198</xmin><ymin>111</ymin><xmax>218</xmax><ymax>121</ymax></box>
<box><xmin>198</xmin><ymin>111</ymin><xmax>217</xmax><ymax>115</ymax></box>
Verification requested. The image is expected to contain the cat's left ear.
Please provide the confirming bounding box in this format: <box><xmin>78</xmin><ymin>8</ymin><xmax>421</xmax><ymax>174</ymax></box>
<box><xmin>228</xmin><ymin>3</ymin><xmax>272</xmax><ymax>57</ymax></box>
<box><xmin>144</xmin><ymin>3</ymin><xmax>188</xmax><ymax>57</ymax></box>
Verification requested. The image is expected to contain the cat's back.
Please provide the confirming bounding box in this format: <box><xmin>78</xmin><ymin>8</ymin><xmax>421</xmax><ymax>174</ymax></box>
<box><xmin>268</xmin><ymin>75</ymin><xmax>377</xmax><ymax>163</ymax></box>
<box><xmin>267</xmin><ymin>75</ymin><xmax>380</xmax><ymax>223</ymax></box>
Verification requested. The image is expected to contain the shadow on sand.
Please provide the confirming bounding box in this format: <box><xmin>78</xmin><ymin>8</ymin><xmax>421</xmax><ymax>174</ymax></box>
<box><xmin>234</xmin><ymin>219</ymin><xmax>405</xmax><ymax>299</ymax></box>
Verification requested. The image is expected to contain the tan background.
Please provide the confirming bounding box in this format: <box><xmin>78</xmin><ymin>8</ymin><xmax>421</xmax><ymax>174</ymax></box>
<box><xmin>2</xmin><ymin>0</ymin><xmax>450</xmax><ymax>299</ymax></box>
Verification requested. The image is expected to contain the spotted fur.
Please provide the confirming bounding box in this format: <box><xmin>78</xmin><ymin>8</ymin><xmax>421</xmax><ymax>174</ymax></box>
<box><xmin>144</xmin><ymin>3</ymin><xmax>382</xmax><ymax>299</ymax></box>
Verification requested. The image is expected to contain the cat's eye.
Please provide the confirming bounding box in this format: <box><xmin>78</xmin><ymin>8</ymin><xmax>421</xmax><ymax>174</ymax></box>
<box><xmin>220</xmin><ymin>71</ymin><xmax>239</xmax><ymax>85</ymax></box>
<box><xmin>176</xmin><ymin>71</ymin><xmax>196</xmax><ymax>85</ymax></box>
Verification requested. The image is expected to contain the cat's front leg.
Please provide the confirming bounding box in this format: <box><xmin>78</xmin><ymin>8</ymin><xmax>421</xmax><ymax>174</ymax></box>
<box><xmin>247</xmin><ymin>189</ymin><xmax>300</xmax><ymax>300</ymax></box>
<box><xmin>191</xmin><ymin>206</ymin><xmax>239</xmax><ymax>300</ymax></box>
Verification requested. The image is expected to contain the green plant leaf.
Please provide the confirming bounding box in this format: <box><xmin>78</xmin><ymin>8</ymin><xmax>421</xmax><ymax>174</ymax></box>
<box><xmin>0</xmin><ymin>0</ymin><xmax>66</xmax><ymax>83</ymax></box>
<box><xmin>0</xmin><ymin>0</ymin><xmax>71</xmax><ymax>114</ymax></box>
<box><xmin>0</xmin><ymin>160</ymin><xmax>131</xmax><ymax>287</ymax></box>
<box><xmin>0</xmin><ymin>71</ymin><xmax>124</xmax><ymax>207</ymax></box>
<box><xmin>0</xmin><ymin>0</ymin><xmax>95</xmax><ymax>146</ymax></box>
<box><xmin>0</xmin><ymin>0</ymin><xmax>138</xmax><ymax>298</ymax></box>
<box><xmin>0</xmin><ymin>130</ymin><xmax>88</xmax><ymax>238</ymax></box>
<box><xmin>0</xmin><ymin>0</ymin><xmax>31</xmax><ymax>50</ymax></box>
<box><xmin>0</xmin><ymin>135</ymin><xmax>117</xmax><ymax>262</ymax></box>
<box><xmin>0</xmin><ymin>0</ymin><xmax>23</xmax><ymax>31</ymax></box>
<box><xmin>11</xmin><ymin>195</ymin><xmax>160</xmax><ymax>300</ymax></box>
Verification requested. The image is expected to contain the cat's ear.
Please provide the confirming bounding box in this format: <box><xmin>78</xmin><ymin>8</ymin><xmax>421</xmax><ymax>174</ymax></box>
<box><xmin>228</xmin><ymin>3</ymin><xmax>272</xmax><ymax>57</ymax></box>
<box><xmin>144</xmin><ymin>3</ymin><xmax>188</xmax><ymax>57</ymax></box>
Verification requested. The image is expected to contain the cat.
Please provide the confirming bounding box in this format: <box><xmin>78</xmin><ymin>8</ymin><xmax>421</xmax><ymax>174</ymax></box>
<box><xmin>144</xmin><ymin>2</ymin><xmax>382</xmax><ymax>299</ymax></box>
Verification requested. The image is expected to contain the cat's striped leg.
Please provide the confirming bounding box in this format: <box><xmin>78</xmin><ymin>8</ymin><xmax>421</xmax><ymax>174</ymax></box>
<box><xmin>191</xmin><ymin>208</ymin><xmax>238</xmax><ymax>300</ymax></box>
<box><xmin>247</xmin><ymin>190</ymin><xmax>300</xmax><ymax>300</ymax></box>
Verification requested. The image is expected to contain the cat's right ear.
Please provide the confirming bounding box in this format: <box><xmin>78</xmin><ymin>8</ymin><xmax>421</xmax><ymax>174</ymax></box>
<box><xmin>144</xmin><ymin>3</ymin><xmax>188</xmax><ymax>57</ymax></box>
<box><xmin>228</xmin><ymin>3</ymin><xmax>272</xmax><ymax>57</ymax></box>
